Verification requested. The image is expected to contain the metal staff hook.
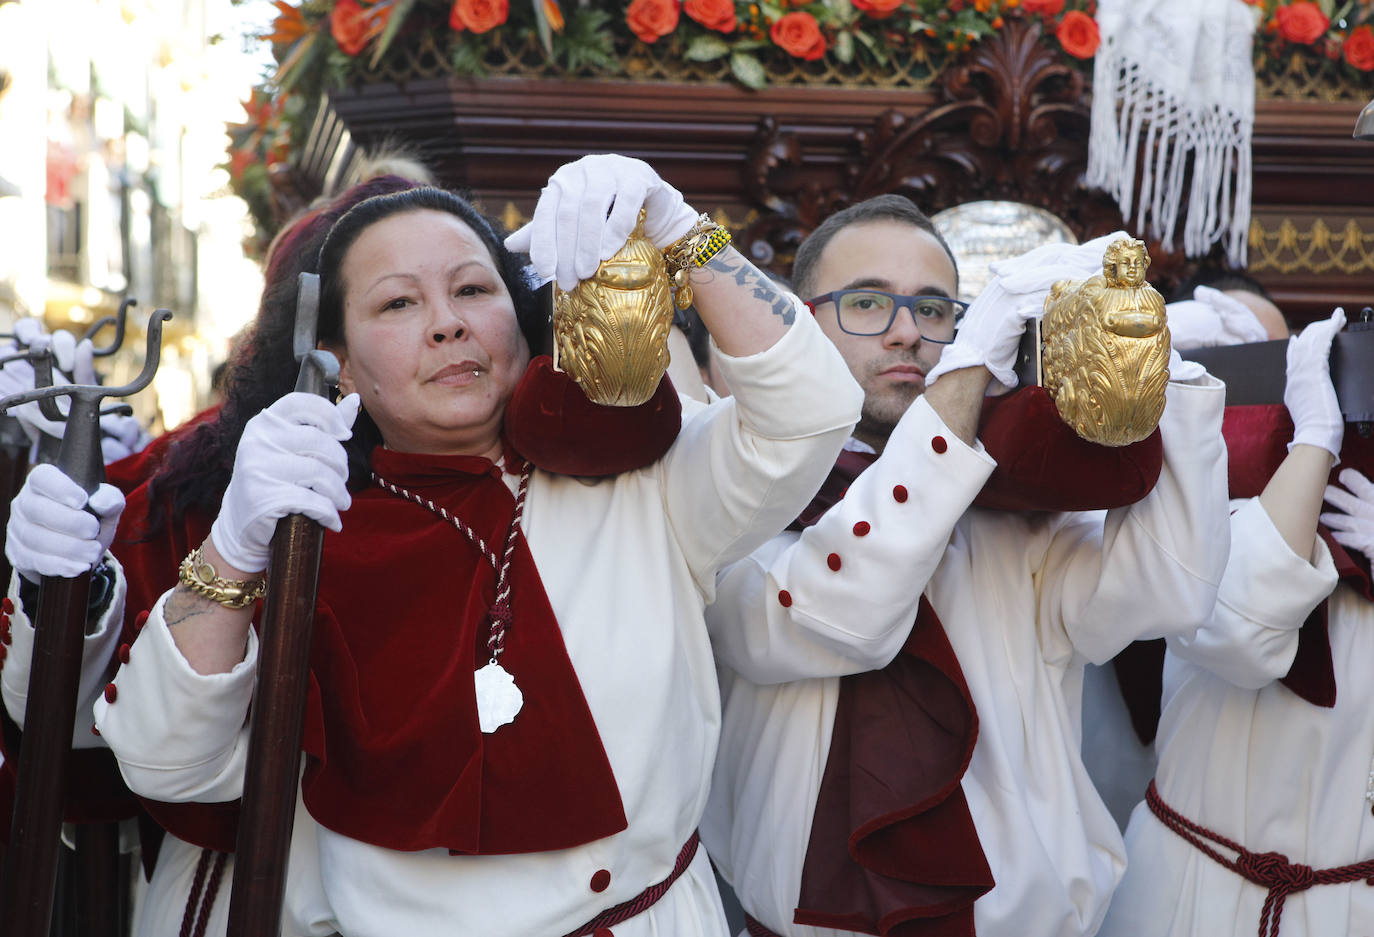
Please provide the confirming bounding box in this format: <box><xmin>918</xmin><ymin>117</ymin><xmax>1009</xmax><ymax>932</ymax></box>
<box><xmin>0</xmin><ymin>308</ymin><xmax>171</xmax><ymax>937</ymax></box>
<box><xmin>80</xmin><ymin>296</ymin><xmax>133</xmax><ymax>358</ymax></box>
<box><xmin>227</xmin><ymin>273</ymin><xmax>338</xmax><ymax>937</ymax></box>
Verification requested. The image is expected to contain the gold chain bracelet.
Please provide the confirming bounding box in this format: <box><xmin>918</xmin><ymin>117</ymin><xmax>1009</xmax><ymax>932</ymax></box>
<box><xmin>177</xmin><ymin>546</ymin><xmax>266</xmax><ymax>610</ymax></box>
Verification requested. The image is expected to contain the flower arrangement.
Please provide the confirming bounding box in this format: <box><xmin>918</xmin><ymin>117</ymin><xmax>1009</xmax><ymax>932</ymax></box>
<box><xmin>1249</xmin><ymin>0</ymin><xmax>1374</xmax><ymax>72</ymax></box>
<box><xmin>222</xmin><ymin>0</ymin><xmax>1373</xmax><ymax>252</ymax></box>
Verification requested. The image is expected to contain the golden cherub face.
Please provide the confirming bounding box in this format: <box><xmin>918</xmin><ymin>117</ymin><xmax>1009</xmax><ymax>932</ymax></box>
<box><xmin>1102</xmin><ymin>239</ymin><xmax>1149</xmax><ymax>288</ymax></box>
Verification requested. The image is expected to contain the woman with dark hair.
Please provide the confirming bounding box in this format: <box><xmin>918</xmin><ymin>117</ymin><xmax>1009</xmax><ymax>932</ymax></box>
<box><xmin>9</xmin><ymin>155</ymin><xmax>861</xmax><ymax>935</ymax></box>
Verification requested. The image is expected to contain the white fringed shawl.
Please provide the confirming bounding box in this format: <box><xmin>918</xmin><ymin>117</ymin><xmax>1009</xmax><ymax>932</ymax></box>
<box><xmin>1087</xmin><ymin>0</ymin><xmax>1257</xmax><ymax>265</ymax></box>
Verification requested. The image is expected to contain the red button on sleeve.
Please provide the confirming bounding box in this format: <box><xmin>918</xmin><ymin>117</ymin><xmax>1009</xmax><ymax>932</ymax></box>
<box><xmin>118</xmin><ymin>643</ymin><xmax>131</xmax><ymax>665</ymax></box>
<box><xmin>134</xmin><ymin>610</ymin><xmax>149</xmax><ymax>631</ymax></box>
<box><xmin>931</xmin><ymin>435</ymin><xmax>948</xmax><ymax>454</ymax></box>
<box><xmin>778</xmin><ymin>590</ymin><xmax>793</xmax><ymax>608</ymax></box>
<box><xmin>103</xmin><ymin>683</ymin><xmax>117</xmax><ymax>704</ymax></box>
<box><xmin>893</xmin><ymin>485</ymin><xmax>908</xmax><ymax>503</ymax></box>
<box><xmin>827</xmin><ymin>553</ymin><xmax>842</xmax><ymax>571</ymax></box>
<box><xmin>2</xmin><ymin>597</ymin><xmax>13</xmax><ymax>614</ymax></box>
<box><xmin>590</xmin><ymin>869</ymin><xmax>611</xmax><ymax>892</ymax></box>
<box><xmin>594</xmin><ymin>929</ymin><xmax>614</xmax><ymax>937</ymax></box>
<box><xmin>853</xmin><ymin>521</ymin><xmax>871</xmax><ymax>537</ymax></box>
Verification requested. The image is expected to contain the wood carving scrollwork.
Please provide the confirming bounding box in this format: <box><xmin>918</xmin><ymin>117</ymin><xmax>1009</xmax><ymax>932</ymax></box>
<box><xmin>739</xmin><ymin>15</ymin><xmax>1178</xmax><ymax>277</ymax></box>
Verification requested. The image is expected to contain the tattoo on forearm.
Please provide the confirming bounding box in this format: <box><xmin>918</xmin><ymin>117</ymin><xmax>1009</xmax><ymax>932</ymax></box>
<box><xmin>702</xmin><ymin>249</ymin><xmax>796</xmax><ymax>325</ymax></box>
<box><xmin>164</xmin><ymin>586</ymin><xmax>218</xmax><ymax>628</ymax></box>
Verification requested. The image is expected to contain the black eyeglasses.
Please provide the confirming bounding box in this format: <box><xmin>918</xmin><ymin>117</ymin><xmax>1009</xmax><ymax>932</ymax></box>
<box><xmin>806</xmin><ymin>290</ymin><xmax>966</xmax><ymax>343</ymax></box>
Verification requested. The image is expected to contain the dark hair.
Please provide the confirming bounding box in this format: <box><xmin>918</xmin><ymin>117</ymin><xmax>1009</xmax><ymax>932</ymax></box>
<box><xmin>313</xmin><ymin>186</ymin><xmax>541</xmax><ymax>485</ymax></box>
<box><xmin>1169</xmin><ymin>267</ymin><xmax>1275</xmax><ymax>305</ymax></box>
<box><xmin>792</xmin><ymin>194</ymin><xmax>959</xmax><ymax>299</ymax></box>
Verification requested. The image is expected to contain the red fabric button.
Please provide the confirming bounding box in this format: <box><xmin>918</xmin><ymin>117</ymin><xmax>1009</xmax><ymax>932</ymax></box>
<box><xmin>1</xmin><ymin>630</ymin><xmax>11</xmax><ymax>647</ymax></box>
<box><xmin>853</xmin><ymin>521</ymin><xmax>871</xmax><ymax>537</ymax></box>
<box><xmin>893</xmin><ymin>485</ymin><xmax>909</xmax><ymax>503</ymax></box>
<box><xmin>931</xmin><ymin>435</ymin><xmax>948</xmax><ymax>454</ymax></box>
<box><xmin>118</xmin><ymin>643</ymin><xmax>131</xmax><ymax>665</ymax></box>
<box><xmin>0</xmin><ymin>612</ymin><xmax>9</xmax><ymax>627</ymax></box>
<box><xmin>134</xmin><ymin>610</ymin><xmax>149</xmax><ymax>631</ymax></box>
<box><xmin>594</xmin><ymin>929</ymin><xmax>614</xmax><ymax>937</ymax></box>
<box><xmin>1</xmin><ymin>597</ymin><xmax>13</xmax><ymax>614</ymax></box>
<box><xmin>590</xmin><ymin>868</ymin><xmax>611</xmax><ymax>892</ymax></box>
<box><xmin>827</xmin><ymin>553</ymin><xmax>842</xmax><ymax>571</ymax></box>
<box><xmin>90</xmin><ymin>725</ymin><xmax>101</xmax><ymax>737</ymax></box>
<box><xmin>103</xmin><ymin>683</ymin><xmax>117</xmax><ymax>704</ymax></box>
<box><xmin>778</xmin><ymin>590</ymin><xmax>793</xmax><ymax>608</ymax></box>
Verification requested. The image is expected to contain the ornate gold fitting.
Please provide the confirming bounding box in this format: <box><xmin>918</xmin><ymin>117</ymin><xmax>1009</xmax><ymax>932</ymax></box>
<box><xmin>1040</xmin><ymin>237</ymin><xmax>1171</xmax><ymax>447</ymax></box>
<box><xmin>553</xmin><ymin>208</ymin><xmax>675</xmax><ymax>407</ymax></box>
<box><xmin>178</xmin><ymin>546</ymin><xmax>266</xmax><ymax>610</ymax></box>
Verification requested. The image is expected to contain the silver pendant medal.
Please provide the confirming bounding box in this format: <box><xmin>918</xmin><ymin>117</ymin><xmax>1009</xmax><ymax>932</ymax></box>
<box><xmin>474</xmin><ymin>658</ymin><xmax>523</xmax><ymax>733</ymax></box>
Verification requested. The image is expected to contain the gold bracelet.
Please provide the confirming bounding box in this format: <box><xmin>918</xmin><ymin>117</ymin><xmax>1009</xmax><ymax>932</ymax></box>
<box><xmin>663</xmin><ymin>214</ymin><xmax>732</xmax><ymax>310</ymax></box>
<box><xmin>177</xmin><ymin>546</ymin><xmax>266</xmax><ymax>610</ymax></box>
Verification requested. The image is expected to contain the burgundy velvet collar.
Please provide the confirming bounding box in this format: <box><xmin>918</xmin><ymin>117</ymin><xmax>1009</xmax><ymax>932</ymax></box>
<box><xmin>790</xmin><ymin>453</ymin><xmax>994</xmax><ymax>937</ymax></box>
<box><xmin>297</xmin><ymin>446</ymin><xmax>627</xmax><ymax>854</ymax></box>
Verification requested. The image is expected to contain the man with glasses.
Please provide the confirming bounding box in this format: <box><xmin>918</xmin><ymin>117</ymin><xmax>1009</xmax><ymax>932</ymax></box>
<box><xmin>700</xmin><ymin>195</ymin><xmax>1231</xmax><ymax>937</ymax></box>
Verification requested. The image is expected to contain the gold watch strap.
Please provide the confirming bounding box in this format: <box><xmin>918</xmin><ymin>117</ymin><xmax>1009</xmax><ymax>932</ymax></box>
<box><xmin>177</xmin><ymin>546</ymin><xmax>266</xmax><ymax>610</ymax></box>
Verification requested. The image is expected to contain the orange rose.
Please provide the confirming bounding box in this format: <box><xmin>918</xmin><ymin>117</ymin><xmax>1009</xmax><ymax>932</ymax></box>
<box><xmin>851</xmin><ymin>0</ymin><xmax>905</xmax><ymax>18</ymax></box>
<box><xmin>684</xmin><ymin>0</ymin><xmax>737</xmax><ymax>33</ymax></box>
<box><xmin>1055</xmin><ymin>9</ymin><xmax>1099</xmax><ymax>58</ymax></box>
<box><xmin>771</xmin><ymin>11</ymin><xmax>826</xmax><ymax>60</ymax></box>
<box><xmin>1344</xmin><ymin>24</ymin><xmax>1374</xmax><ymax>70</ymax></box>
<box><xmin>1022</xmin><ymin>0</ymin><xmax>1063</xmax><ymax>14</ymax></box>
<box><xmin>626</xmin><ymin>0</ymin><xmax>680</xmax><ymax>42</ymax></box>
<box><xmin>331</xmin><ymin>0</ymin><xmax>371</xmax><ymax>56</ymax></box>
<box><xmin>1274</xmin><ymin>2</ymin><xmax>1329</xmax><ymax>44</ymax></box>
<box><xmin>450</xmin><ymin>0</ymin><xmax>509</xmax><ymax>33</ymax></box>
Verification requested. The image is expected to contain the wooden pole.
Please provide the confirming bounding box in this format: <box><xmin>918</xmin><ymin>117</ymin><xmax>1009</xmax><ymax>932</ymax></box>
<box><xmin>226</xmin><ymin>276</ymin><xmax>336</xmax><ymax>936</ymax></box>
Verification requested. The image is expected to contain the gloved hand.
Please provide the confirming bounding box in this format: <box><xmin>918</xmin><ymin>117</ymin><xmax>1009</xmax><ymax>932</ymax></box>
<box><xmin>1321</xmin><ymin>467</ymin><xmax>1374</xmax><ymax>564</ymax></box>
<box><xmin>100</xmin><ymin>414</ymin><xmax>151</xmax><ymax>465</ymax></box>
<box><xmin>1166</xmin><ymin>285</ymin><xmax>1269</xmax><ymax>351</ymax></box>
<box><xmin>208</xmin><ymin>392</ymin><xmax>360</xmax><ymax>574</ymax></box>
<box><xmin>505</xmin><ymin>154</ymin><xmax>700</xmax><ymax>291</ymax></box>
<box><xmin>926</xmin><ymin>231</ymin><xmax>1127</xmax><ymax>390</ymax></box>
<box><xmin>1167</xmin><ymin>347</ymin><xmax>1209</xmax><ymax>384</ymax></box>
<box><xmin>0</xmin><ymin>325</ymin><xmax>98</xmax><ymax>449</ymax></box>
<box><xmin>5</xmin><ymin>463</ymin><xmax>124</xmax><ymax>581</ymax></box>
<box><xmin>1285</xmin><ymin>308</ymin><xmax>1345</xmax><ymax>459</ymax></box>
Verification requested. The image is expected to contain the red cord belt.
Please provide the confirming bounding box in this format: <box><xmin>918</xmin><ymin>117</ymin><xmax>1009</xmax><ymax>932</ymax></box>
<box><xmin>181</xmin><ymin>832</ymin><xmax>700</xmax><ymax>937</ymax></box>
<box><xmin>1147</xmin><ymin>780</ymin><xmax>1374</xmax><ymax>937</ymax></box>
<box><xmin>561</xmin><ymin>831</ymin><xmax>701</xmax><ymax>937</ymax></box>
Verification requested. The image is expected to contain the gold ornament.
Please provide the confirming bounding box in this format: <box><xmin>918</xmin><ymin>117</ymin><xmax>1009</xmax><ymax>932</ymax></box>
<box><xmin>178</xmin><ymin>546</ymin><xmax>266</xmax><ymax>610</ymax></box>
<box><xmin>1040</xmin><ymin>237</ymin><xmax>1171</xmax><ymax>447</ymax></box>
<box><xmin>552</xmin><ymin>209</ymin><xmax>675</xmax><ymax>407</ymax></box>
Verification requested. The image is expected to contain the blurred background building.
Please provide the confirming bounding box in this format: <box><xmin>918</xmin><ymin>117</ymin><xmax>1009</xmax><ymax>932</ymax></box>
<box><xmin>0</xmin><ymin>0</ymin><xmax>270</xmax><ymax>431</ymax></box>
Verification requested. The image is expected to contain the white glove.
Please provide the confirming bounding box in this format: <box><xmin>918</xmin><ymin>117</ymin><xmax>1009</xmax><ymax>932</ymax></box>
<box><xmin>100</xmin><ymin>414</ymin><xmax>151</xmax><ymax>464</ymax></box>
<box><xmin>209</xmin><ymin>392</ymin><xmax>360</xmax><ymax>574</ymax></box>
<box><xmin>5</xmin><ymin>463</ymin><xmax>124</xmax><ymax>581</ymax></box>
<box><xmin>0</xmin><ymin>329</ymin><xmax>97</xmax><ymax>448</ymax></box>
<box><xmin>926</xmin><ymin>231</ymin><xmax>1127</xmax><ymax>390</ymax></box>
<box><xmin>1321</xmin><ymin>467</ymin><xmax>1374</xmax><ymax>564</ymax></box>
<box><xmin>1285</xmin><ymin>308</ymin><xmax>1345</xmax><ymax>459</ymax></box>
<box><xmin>1166</xmin><ymin>285</ymin><xmax>1268</xmax><ymax>351</ymax></box>
<box><xmin>504</xmin><ymin>154</ymin><xmax>699</xmax><ymax>291</ymax></box>
<box><xmin>1167</xmin><ymin>347</ymin><xmax>1208</xmax><ymax>384</ymax></box>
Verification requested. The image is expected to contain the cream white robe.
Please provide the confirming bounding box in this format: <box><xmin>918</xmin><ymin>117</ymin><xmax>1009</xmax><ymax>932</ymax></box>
<box><xmin>3</xmin><ymin>312</ymin><xmax>863</xmax><ymax>937</ymax></box>
<box><xmin>1101</xmin><ymin>498</ymin><xmax>1374</xmax><ymax>937</ymax></box>
<box><xmin>702</xmin><ymin>376</ymin><xmax>1229</xmax><ymax>937</ymax></box>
